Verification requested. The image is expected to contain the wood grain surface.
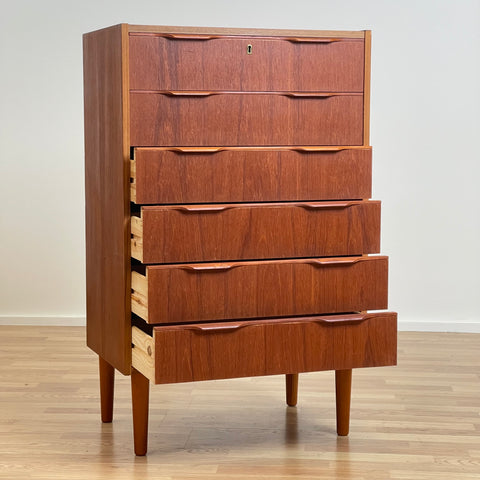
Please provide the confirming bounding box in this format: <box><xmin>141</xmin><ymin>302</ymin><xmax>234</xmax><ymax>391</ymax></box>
<box><xmin>82</xmin><ymin>23</ymin><xmax>396</xmax><ymax>459</ymax></box>
<box><xmin>134</xmin><ymin>200</ymin><xmax>381</xmax><ymax>263</ymax></box>
<box><xmin>285</xmin><ymin>373</ymin><xmax>299</xmax><ymax>407</ymax></box>
<box><xmin>1</xmin><ymin>326</ymin><xmax>479</xmax><ymax>479</ymax></box>
<box><xmin>127</xmin><ymin>24</ymin><xmax>367</xmax><ymax>38</ymax></box>
<box><xmin>99</xmin><ymin>357</ymin><xmax>115</xmax><ymax>422</ymax></box>
<box><xmin>335</xmin><ymin>369</ymin><xmax>353</xmax><ymax>436</ymax></box>
<box><xmin>129</xmin><ymin>92</ymin><xmax>364</xmax><ymax>146</ymax></box>
<box><xmin>83</xmin><ymin>24</ymin><xmax>131</xmax><ymax>375</ymax></box>
<box><xmin>151</xmin><ymin>313</ymin><xmax>397</xmax><ymax>383</ymax></box>
<box><xmin>363</xmin><ymin>30</ymin><xmax>372</xmax><ymax>146</ymax></box>
<box><xmin>131</xmin><ymin>368</ymin><xmax>150</xmax><ymax>456</ymax></box>
<box><xmin>129</xmin><ymin>35</ymin><xmax>364</xmax><ymax>92</ymax></box>
<box><xmin>135</xmin><ymin>256</ymin><xmax>388</xmax><ymax>324</ymax></box>
<box><xmin>132</xmin><ymin>147</ymin><xmax>372</xmax><ymax>204</ymax></box>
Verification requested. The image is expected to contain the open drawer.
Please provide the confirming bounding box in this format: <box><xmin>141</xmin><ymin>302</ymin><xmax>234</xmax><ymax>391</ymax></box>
<box><xmin>131</xmin><ymin>200</ymin><xmax>381</xmax><ymax>263</ymax></box>
<box><xmin>132</xmin><ymin>312</ymin><xmax>397</xmax><ymax>384</ymax></box>
<box><xmin>131</xmin><ymin>256</ymin><xmax>388</xmax><ymax>324</ymax></box>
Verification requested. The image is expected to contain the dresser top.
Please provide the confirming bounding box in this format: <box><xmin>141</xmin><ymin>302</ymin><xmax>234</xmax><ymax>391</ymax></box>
<box><xmin>86</xmin><ymin>23</ymin><xmax>367</xmax><ymax>39</ymax></box>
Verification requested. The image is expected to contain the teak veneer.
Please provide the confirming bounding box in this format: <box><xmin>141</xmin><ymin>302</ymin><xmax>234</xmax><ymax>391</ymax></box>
<box><xmin>130</xmin><ymin>91</ymin><xmax>364</xmax><ymax>146</ymax></box>
<box><xmin>131</xmin><ymin>146</ymin><xmax>373</xmax><ymax>204</ymax></box>
<box><xmin>83</xmin><ymin>24</ymin><xmax>397</xmax><ymax>456</ymax></box>
<box><xmin>131</xmin><ymin>200</ymin><xmax>381</xmax><ymax>263</ymax></box>
<box><xmin>130</xmin><ymin>257</ymin><xmax>389</xmax><ymax>324</ymax></box>
<box><xmin>129</xmin><ymin>33</ymin><xmax>365</xmax><ymax>92</ymax></box>
<box><xmin>131</xmin><ymin>312</ymin><xmax>397</xmax><ymax>384</ymax></box>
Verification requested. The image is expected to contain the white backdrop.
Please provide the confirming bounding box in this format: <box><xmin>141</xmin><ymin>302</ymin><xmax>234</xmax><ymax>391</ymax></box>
<box><xmin>1</xmin><ymin>0</ymin><xmax>479</xmax><ymax>331</ymax></box>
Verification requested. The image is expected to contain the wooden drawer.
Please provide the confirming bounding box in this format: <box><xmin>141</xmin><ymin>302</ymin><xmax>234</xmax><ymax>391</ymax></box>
<box><xmin>131</xmin><ymin>256</ymin><xmax>388</xmax><ymax>324</ymax></box>
<box><xmin>132</xmin><ymin>312</ymin><xmax>397</xmax><ymax>384</ymax></box>
<box><xmin>130</xmin><ymin>92</ymin><xmax>364</xmax><ymax>146</ymax></box>
<box><xmin>131</xmin><ymin>147</ymin><xmax>372</xmax><ymax>204</ymax></box>
<box><xmin>131</xmin><ymin>200</ymin><xmax>381</xmax><ymax>264</ymax></box>
<box><xmin>129</xmin><ymin>34</ymin><xmax>365</xmax><ymax>92</ymax></box>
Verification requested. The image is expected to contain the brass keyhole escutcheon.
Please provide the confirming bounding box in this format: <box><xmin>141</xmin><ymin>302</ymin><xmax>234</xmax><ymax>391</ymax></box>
<box><xmin>247</xmin><ymin>44</ymin><xmax>252</xmax><ymax>55</ymax></box>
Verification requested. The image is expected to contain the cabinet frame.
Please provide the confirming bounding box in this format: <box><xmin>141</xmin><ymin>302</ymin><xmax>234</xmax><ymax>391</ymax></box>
<box><xmin>83</xmin><ymin>24</ymin><xmax>372</xmax><ymax>376</ymax></box>
<box><xmin>84</xmin><ymin>25</ymin><xmax>388</xmax><ymax>457</ymax></box>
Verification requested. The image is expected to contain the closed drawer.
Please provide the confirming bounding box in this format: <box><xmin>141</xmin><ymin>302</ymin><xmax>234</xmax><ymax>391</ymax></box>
<box><xmin>130</xmin><ymin>92</ymin><xmax>363</xmax><ymax>146</ymax></box>
<box><xmin>131</xmin><ymin>147</ymin><xmax>372</xmax><ymax>204</ymax></box>
<box><xmin>132</xmin><ymin>312</ymin><xmax>397</xmax><ymax>384</ymax></box>
<box><xmin>131</xmin><ymin>256</ymin><xmax>388</xmax><ymax>324</ymax></box>
<box><xmin>129</xmin><ymin>34</ymin><xmax>365</xmax><ymax>92</ymax></box>
<box><xmin>131</xmin><ymin>200</ymin><xmax>381</xmax><ymax>264</ymax></box>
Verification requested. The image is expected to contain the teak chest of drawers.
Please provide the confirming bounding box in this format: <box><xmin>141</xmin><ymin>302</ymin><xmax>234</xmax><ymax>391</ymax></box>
<box><xmin>83</xmin><ymin>24</ymin><xmax>397</xmax><ymax>456</ymax></box>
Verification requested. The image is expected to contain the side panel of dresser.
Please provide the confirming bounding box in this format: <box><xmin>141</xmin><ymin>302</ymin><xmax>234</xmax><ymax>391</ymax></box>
<box><xmin>83</xmin><ymin>24</ymin><xmax>131</xmax><ymax>375</ymax></box>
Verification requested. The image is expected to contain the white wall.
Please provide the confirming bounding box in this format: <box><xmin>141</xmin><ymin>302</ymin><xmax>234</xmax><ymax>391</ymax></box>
<box><xmin>1</xmin><ymin>0</ymin><xmax>479</xmax><ymax>331</ymax></box>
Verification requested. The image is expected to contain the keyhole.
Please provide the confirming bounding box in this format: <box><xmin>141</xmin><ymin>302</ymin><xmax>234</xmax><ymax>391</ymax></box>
<box><xmin>247</xmin><ymin>44</ymin><xmax>252</xmax><ymax>55</ymax></box>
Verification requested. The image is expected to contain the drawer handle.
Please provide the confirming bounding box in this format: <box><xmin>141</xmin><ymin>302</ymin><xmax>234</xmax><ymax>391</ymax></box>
<box><xmin>290</xmin><ymin>146</ymin><xmax>348</xmax><ymax>153</ymax></box>
<box><xmin>312</xmin><ymin>314</ymin><xmax>369</xmax><ymax>325</ymax></box>
<box><xmin>174</xmin><ymin>202</ymin><xmax>357</xmax><ymax>213</ymax></box>
<box><xmin>161</xmin><ymin>91</ymin><xmax>338</xmax><ymax>98</ymax></box>
<box><xmin>168</xmin><ymin>146</ymin><xmax>355</xmax><ymax>154</ymax></box>
<box><xmin>136</xmin><ymin>33</ymin><xmax>343</xmax><ymax>43</ymax></box>
<box><xmin>162</xmin><ymin>90</ymin><xmax>217</xmax><ymax>97</ymax></box>
<box><xmin>188</xmin><ymin>323</ymin><xmax>247</xmax><ymax>333</ymax></box>
<box><xmin>162</xmin><ymin>33</ymin><xmax>221</xmax><ymax>40</ymax></box>
<box><xmin>159</xmin><ymin>34</ymin><xmax>340</xmax><ymax>43</ymax></box>
<box><xmin>181</xmin><ymin>258</ymin><xmax>362</xmax><ymax>273</ymax></box>
<box><xmin>187</xmin><ymin>314</ymin><xmax>370</xmax><ymax>334</ymax></box>
<box><xmin>305</xmin><ymin>258</ymin><xmax>361</xmax><ymax>267</ymax></box>
<box><xmin>299</xmin><ymin>201</ymin><xmax>357</xmax><ymax>210</ymax></box>
<box><xmin>174</xmin><ymin>205</ymin><xmax>232</xmax><ymax>213</ymax></box>
<box><xmin>283</xmin><ymin>92</ymin><xmax>336</xmax><ymax>98</ymax></box>
<box><xmin>287</xmin><ymin>37</ymin><xmax>342</xmax><ymax>44</ymax></box>
<box><xmin>181</xmin><ymin>264</ymin><xmax>235</xmax><ymax>273</ymax></box>
<box><xmin>168</xmin><ymin>147</ymin><xmax>224</xmax><ymax>154</ymax></box>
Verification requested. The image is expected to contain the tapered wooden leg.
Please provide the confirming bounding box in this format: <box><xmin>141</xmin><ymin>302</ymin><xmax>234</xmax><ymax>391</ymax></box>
<box><xmin>131</xmin><ymin>368</ymin><xmax>150</xmax><ymax>456</ymax></box>
<box><xmin>335</xmin><ymin>369</ymin><xmax>352</xmax><ymax>436</ymax></box>
<box><xmin>286</xmin><ymin>373</ymin><xmax>299</xmax><ymax>406</ymax></box>
<box><xmin>99</xmin><ymin>357</ymin><xmax>114</xmax><ymax>423</ymax></box>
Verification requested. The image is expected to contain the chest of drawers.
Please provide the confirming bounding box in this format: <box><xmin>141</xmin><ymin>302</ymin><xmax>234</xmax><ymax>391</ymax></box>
<box><xmin>83</xmin><ymin>24</ymin><xmax>397</xmax><ymax>456</ymax></box>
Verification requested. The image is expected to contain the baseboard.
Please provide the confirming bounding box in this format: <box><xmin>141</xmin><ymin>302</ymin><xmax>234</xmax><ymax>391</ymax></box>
<box><xmin>0</xmin><ymin>316</ymin><xmax>479</xmax><ymax>333</ymax></box>
<box><xmin>0</xmin><ymin>316</ymin><xmax>86</xmax><ymax>326</ymax></box>
<box><xmin>398</xmin><ymin>319</ymin><xmax>480</xmax><ymax>333</ymax></box>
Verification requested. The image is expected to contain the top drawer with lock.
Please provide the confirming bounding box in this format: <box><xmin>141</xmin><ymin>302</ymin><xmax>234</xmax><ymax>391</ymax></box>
<box><xmin>129</xmin><ymin>33</ymin><xmax>365</xmax><ymax>92</ymax></box>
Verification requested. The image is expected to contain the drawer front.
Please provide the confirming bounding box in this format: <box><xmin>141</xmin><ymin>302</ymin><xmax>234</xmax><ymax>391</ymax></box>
<box><xmin>132</xmin><ymin>201</ymin><xmax>381</xmax><ymax>264</ymax></box>
<box><xmin>151</xmin><ymin>313</ymin><xmax>397</xmax><ymax>384</ymax></box>
<box><xmin>131</xmin><ymin>147</ymin><xmax>372</xmax><ymax>204</ymax></box>
<box><xmin>129</xmin><ymin>35</ymin><xmax>365</xmax><ymax>92</ymax></box>
<box><xmin>130</xmin><ymin>92</ymin><xmax>364</xmax><ymax>146</ymax></box>
<box><xmin>131</xmin><ymin>256</ymin><xmax>388</xmax><ymax>324</ymax></box>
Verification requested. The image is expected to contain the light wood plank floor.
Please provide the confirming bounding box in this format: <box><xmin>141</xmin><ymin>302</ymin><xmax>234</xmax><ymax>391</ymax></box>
<box><xmin>1</xmin><ymin>327</ymin><xmax>479</xmax><ymax>479</ymax></box>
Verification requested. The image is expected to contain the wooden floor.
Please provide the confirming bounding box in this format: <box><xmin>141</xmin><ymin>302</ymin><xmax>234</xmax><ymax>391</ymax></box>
<box><xmin>1</xmin><ymin>327</ymin><xmax>479</xmax><ymax>479</ymax></box>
